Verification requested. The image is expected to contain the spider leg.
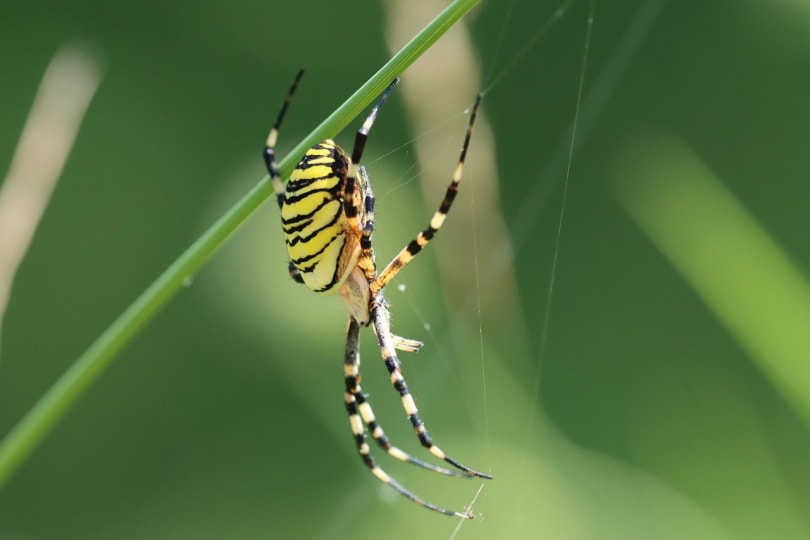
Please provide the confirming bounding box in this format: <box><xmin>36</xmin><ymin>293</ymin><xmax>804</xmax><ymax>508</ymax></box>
<box><xmin>354</xmin><ymin>164</ymin><xmax>378</xmax><ymax>282</ymax></box>
<box><xmin>344</xmin><ymin>79</ymin><xmax>399</xmax><ymax>281</ymax></box>
<box><xmin>264</xmin><ymin>69</ymin><xmax>307</xmax><ymax>284</ymax></box>
<box><xmin>345</xmin><ymin>318</ymin><xmax>470</xmax><ymax>477</ymax></box>
<box><xmin>350</xmin><ymin>79</ymin><xmax>400</xmax><ymax>169</ymax></box>
<box><xmin>355</xmin><ymin>164</ymin><xmax>421</xmax><ymax>351</ymax></box>
<box><xmin>264</xmin><ymin>67</ymin><xmax>305</xmax><ymax>208</ymax></box>
<box><xmin>370</xmin><ymin>294</ymin><xmax>492</xmax><ymax>481</ymax></box>
<box><xmin>343</xmin><ymin>317</ymin><xmax>475</xmax><ymax>518</ymax></box>
<box><xmin>371</xmin><ymin>94</ymin><xmax>483</xmax><ymax>296</ymax></box>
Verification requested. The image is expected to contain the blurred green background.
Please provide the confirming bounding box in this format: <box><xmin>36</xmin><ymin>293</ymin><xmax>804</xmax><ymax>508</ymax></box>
<box><xmin>2</xmin><ymin>0</ymin><xmax>810</xmax><ymax>538</ymax></box>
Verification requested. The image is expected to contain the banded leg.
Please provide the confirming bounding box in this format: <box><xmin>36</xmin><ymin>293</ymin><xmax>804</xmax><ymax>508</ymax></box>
<box><xmin>370</xmin><ymin>294</ymin><xmax>492</xmax><ymax>481</ymax></box>
<box><xmin>344</xmin><ymin>78</ymin><xmax>400</xmax><ymax>277</ymax></box>
<box><xmin>356</xmin><ymin>165</ymin><xmax>422</xmax><ymax>352</ymax></box>
<box><xmin>350</xmin><ymin>79</ymin><xmax>400</xmax><ymax>170</ymax></box>
<box><xmin>370</xmin><ymin>94</ymin><xmax>483</xmax><ymax>296</ymax></box>
<box><xmin>343</xmin><ymin>317</ymin><xmax>475</xmax><ymax>518</ymax></box>
<box><xmin>264</xmin><ymin>67</ymin><xmax>305</xmax><ymax>207</ymax></box>
<box><xmin>264</xmin><ymin>68</ymin><xmax>306</xmax><ymax>284</ymax></box>
<box><xmin>355</xmin><ymin>165</ymin><xmax>377</xmax><ymax>282</ymax></box>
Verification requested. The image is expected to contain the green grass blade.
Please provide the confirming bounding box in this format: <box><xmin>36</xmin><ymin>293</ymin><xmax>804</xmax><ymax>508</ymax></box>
<box><xmin>0</xmin><ymin>0</ymin><xmax>481</xmax><ymax>490</ymax></box>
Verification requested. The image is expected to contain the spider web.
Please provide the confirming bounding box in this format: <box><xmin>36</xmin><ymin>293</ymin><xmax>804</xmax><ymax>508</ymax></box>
<box><xmin>379</xmin><ymin>0</ymin><xmax>675</xmax><ymax>537</ymax></box>
<box><xmin>297</xmin><ymin>0</ymin><xmax>678</xmax><ymax>535</ymax></box>
<box><xmin>377</xmin><ymin>0</ymin><xmax>601</xmax><ymax>533</ymax></box>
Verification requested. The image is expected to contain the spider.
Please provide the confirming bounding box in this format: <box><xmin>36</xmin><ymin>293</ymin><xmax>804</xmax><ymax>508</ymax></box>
<box><xmin>263</xmin><ymin>69</ymin><xmax>491</xmax><ymax>519</ymax></box>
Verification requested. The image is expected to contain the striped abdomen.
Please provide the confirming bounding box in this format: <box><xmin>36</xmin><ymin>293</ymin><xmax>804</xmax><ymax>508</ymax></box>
<box><xmin>281</xmin><ymin>140</ymin><xmax>357</xmax><ymax>294</ymax></box>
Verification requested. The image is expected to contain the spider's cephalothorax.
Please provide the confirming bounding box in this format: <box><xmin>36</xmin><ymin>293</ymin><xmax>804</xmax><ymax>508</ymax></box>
<box><xmin>263</xmin><ymin>69</ymin><xmax>491</xmax><ymax>519</ymax></box>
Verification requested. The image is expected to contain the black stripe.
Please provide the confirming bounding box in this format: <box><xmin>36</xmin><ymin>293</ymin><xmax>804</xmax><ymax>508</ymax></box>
<box><xmin>345</xmin><ymin>398</ymin><xmax>358</xmax><ymax>414</ymax></box>
<box><xmin>383</xmin><ymin>356</ymin><xmax>398</xmax><ymax>374</ymax></box>
<box><xmin>415</xmin><ymin>423</ymin><xmax>434</xmax><ymax>449</ymax></box>
<box><xmin>294</xmin><ymin>142</ymin><xmax>349</xmax><ymax>173</ymax></box>
<box><xmin>284</xmin><ymin>184</ymin><xmax>340</xmax><ymax>206</ymax></box>
<box><xmin>284</xmin><ymin>207</ymin><xmax>341</xmax><ymax>246</ymax></box>
<box><xmin>406</xmin><ymin>240</ymin><xmax>421</xmax><ymax>255</ymax></box>
<box><xmin>359</xmin><ymin>452</ymin><xmax>375</xmax><ymax>468</ymax></box>
<box><xmin>313</xmin><ymin>250</ymin><xmax>345</xmax><ymax>293</ymax></box>
<box><xmin>281</xmin><ymin>194</ymin><xmax>335</xmax><ymax>226</ymax></box>
<box><xmin>282</xmin><ymin>216</ymin><xmax>313</xmax><ymax>235</ymax></box>
<box><xmin>290</xmin><ymin>232</ymin><xmax>342</xmax><ymax>264</ymax></box>
<box><xmin>438</xmin><ymin>188</ymin><xmax>457</xmax><ymax>213</ymax></box>
<box><xmin>344</xmin><ymin>178</ymin><xmax>357</xmax><ymax>218</ymax></box>
<box><xmin>296</xmin><ymin>158</ymin><xmax>336</xmax><ymax>171</ymax></box>
<box><xmin>286</xmin><ymin>174</ymin><xmax>336</xmax><ymax>189</ymax></box>
<box><xmin>409</xmin><ymin>413</ymin><xmax>425</xmax><ymax>430</ymax></box>
<box><xmin>393</xmin><ymin>378</ymin><xmax>407</xmax><ymax>395</ymax></box>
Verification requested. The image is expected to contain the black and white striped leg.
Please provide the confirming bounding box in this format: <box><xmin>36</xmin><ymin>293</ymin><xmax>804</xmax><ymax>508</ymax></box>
<box><xmin>264</xmin><ymin>69</ymin><xmax>306</xmax><ymax>283</ymax></box>
<box><xmin>344</xmin><ymin>79</ymin><xmax>399</xmax><ymax>280</ymax></box>
<box><xmin>350</xmin><ymin>79</ymin><xmax>400</xmax><ymax>169</ymax></box>
<box><xmin>371</xmin><ymin>93</ymin><xmax>483</xmax><ymax>297</ymax></box>
<box><xmin>264</xmin><ymin>68</ymin><xmax>305</xmax><ymax>207</ymax></box>
<box><xmin>357</xmin><ymin>165</ymin><xmax>375</xmax><ymax>252</ymax></box>
<box><xmin>356</xmin><ymin>165</ymin><xmax>422</xmax><ymax>351</ymax></box>
<box><xmin>343</xmin><ymin>317</ymin><xmax>475</xmax><ymax>518</ymax></box>
<box><xmin>370</xmin><ymin>294</ymin><xmax>492</xmax><ymax>481</ymax></box>
<box><xmin>353</xmin><ymin>165</ymin><xmax>378</xmax><ymax>283</ymax></box>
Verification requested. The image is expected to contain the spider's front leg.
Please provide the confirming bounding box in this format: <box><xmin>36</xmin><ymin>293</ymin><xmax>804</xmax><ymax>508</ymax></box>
<box><xmin>262</xmin><ymin>68</ymin><xmax>307</xmax><ymax>285</ymax></box>
<box><xmin>263</xmin><ymin>67</ymin><xmax>304</xmax><ymax>208</ymax></box>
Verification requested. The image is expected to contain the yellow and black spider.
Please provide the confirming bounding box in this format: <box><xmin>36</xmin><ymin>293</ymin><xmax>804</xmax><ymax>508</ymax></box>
<box><xmin>263</xmin><ymin>69</ymin><xmax>491</xmax><ymax>518</ymax></box>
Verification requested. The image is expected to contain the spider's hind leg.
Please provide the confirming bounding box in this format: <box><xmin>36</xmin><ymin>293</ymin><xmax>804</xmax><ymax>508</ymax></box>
<box><xmin>342</xmin><ymin>316</ymin><xmax>476</xmax><ymax>519</ymax></box>
<box><xmin>370</xmin><ymin>294</ymin><xmax>492</xmax><ymax>480</ymax></box>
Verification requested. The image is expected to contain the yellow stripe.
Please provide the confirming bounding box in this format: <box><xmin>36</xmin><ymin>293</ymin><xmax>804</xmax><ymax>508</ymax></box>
<box><xmin>281</xmin><ymin>139</ymin><xmax>353</xmax><ymax>293</ymax></box>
